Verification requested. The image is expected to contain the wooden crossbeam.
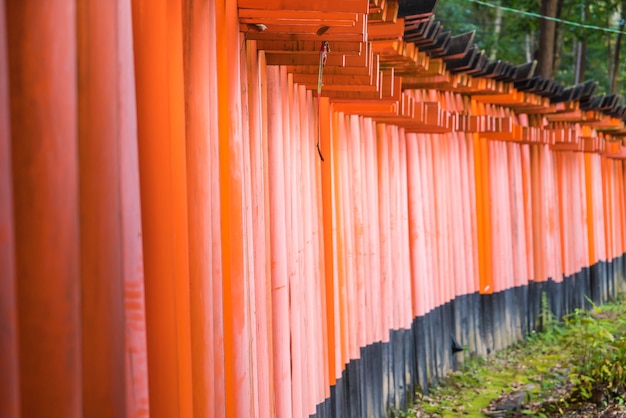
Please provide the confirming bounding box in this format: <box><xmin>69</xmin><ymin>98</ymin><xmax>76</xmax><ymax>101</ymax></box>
<box><xmin>333</xmin><ymin>100</ymin><xmax>399</xmax><ymax>116</ymax></box>
<box><xmin>264</xmin><ymin>51</ymin><xmax>346</xmax><ymax>66</ymax></box>
<box><xmin>367</xmin><ymin>19</ymin><xmax>405</xmax><ymax>41</ymax></box>
<box><xmin>243</xmin><ymin>32</ymin><xmax>366</xmax><ymax>42</ymax></box>
<box><xmin>292</xmin><ymin>71</ymin><xmax>378</xmax><ymax>88</ymax></box>
<box><xmin>238</xmin><ymin>0</ymin><xmax>368</xmax><ymax>13</ymax></box>
<box><xmin>239</xmin><ymin>9</ymin><xmax>359</xmax><ymax>22</ymax></box>
<box><xmin>255</xmin><ymin>40</ymin><xmax>364</xmax><ymax>55</ymax></box>
<box><xmin>239</xmin><ymin>17</ymin><xmax>356</xmax><ymax>27</ymax></box>
<box><xmin>285</xmin><ymin>54</ymin><xmax>378</xmax><ymax>76</ymax></box>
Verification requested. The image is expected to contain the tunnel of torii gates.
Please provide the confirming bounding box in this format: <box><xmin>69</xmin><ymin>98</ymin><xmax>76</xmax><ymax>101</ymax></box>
<box><xmin>3</xmin><ymin>0</ymin><xmax>626</xmax><ymax>417</ymax></box>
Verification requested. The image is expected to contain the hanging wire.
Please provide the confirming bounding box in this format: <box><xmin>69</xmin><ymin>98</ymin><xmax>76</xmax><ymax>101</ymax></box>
<box><xmin>465</xmin><ymin>0</ymin><xmax>626</xmax><ymax>35</ymax></box>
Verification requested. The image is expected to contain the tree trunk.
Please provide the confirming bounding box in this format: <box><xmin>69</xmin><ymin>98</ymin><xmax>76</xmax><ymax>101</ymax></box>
<box><xmin>538</xmin><ymin>0</ymin><xmax>559</xmax><ymax>77</ymax></box>
<box><xmin>491</xmin><ymin>0</ymin><xmax>502</xmax><ymax>60</ymax></box>
<box><xmin>610</xmin><ymin>6</ymin><xmax>626</xmax><ymax>93</ymax></box>
<box><xmin>525</xmin><ymin>33</ymin><xmax>533</xmax><ymax>62</ymax></box>
<box><xmin>552</xmin><ymin>0</ymin><xmax>567</xmax><ymax>78</ymax></box>
<box><xmin>575</xmin><ymin>4</ymin><xmax>588</xmax><ymax>84</ymax></box>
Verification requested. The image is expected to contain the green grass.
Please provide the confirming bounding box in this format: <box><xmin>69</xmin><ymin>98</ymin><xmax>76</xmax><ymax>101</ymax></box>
<box><xmin>402</xmin><ymin>295</ymin><xmax>626</xmax><ymax>417</ymax></box>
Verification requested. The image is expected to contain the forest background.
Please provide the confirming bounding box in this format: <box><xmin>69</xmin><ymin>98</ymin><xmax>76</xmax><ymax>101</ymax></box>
<box><xmin>437</xmin><ymin>0</ymin><xmax>626</xmax><ymax>95</ymax></box>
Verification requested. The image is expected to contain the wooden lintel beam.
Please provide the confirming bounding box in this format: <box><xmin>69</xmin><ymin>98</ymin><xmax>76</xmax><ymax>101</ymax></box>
<box><xmin>299</xmin><ymin>83</ymin><xmax>380</xmax><ymax>92</ymax></box>
<box><xmin>285</xmin><ymin>54</ymin><xmax>377</xmax><ymax>75</ymax></box>
<box><xmin>546</xmin><ymin>109</ymin><xmax>584</xmax><ymax>122</ymax></box>
<box><xmin>292</xmin><ymin>71</ymin><xmax>377</xmax><ymax>87</ymax></box>
<box><xmin>243</xmin><ymin>31</ymin><xmax>366</xmax><ymax>42</ymax></box>
<box><xmin>332</xmin><ymin>100</ymin><xmax>398</xmax><ymax>115</ymax></box>
<box><xmin>255</xmin><ymin>40</ymin><xmax>364</xmax><ymax>54</ymax></box>
<box><xmin>239</xmin><ymin>9</ymin><xmax>359</xmax><ymax>22</ymax></box>
<box><xmin>322</xmin><ymin>89</ymin><xmax>383</xmax><ymax>99</ymax></box>
<box><xmin>264</xmin><ymin>51</ymin><xmax>345</xmax><ymax>66</ymax></box>
<box><xmin>238</xmin><ymin>0</ymin><xmax>368</xmax><ymax>13</ymax></box>
<box><xmin>239</xmin><ymin>17</ymin><xmax>356</xmax><ymax>27</ymax></box>
<box><xmin>367</xmin><ymin>18</ymin><xmax>404</xmax><ymax>40</ymax></box>
<box><xmin>240</xmin><ymin>12</ymin><xmax>366</xmax><ymax>33</ymax></box>
<box><xmin>550</xmin><ymin>143</ymin><xmax>581</xmax><ymax>152</ymax></box>
<box><xmin>472</xmin><ymin>92</ymin><xmax>523</xmax><ymax>105</ymax></box>
<box><xmin>511</xmin><ymin>105</ymin><xmax>556</xmax><ymax>115</ymax></box>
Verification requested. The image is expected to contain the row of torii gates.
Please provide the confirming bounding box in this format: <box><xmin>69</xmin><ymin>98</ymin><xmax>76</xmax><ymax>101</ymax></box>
<box><xmin>2</xmin><ymin>0</ymin><xmax>626</xmax><ymax>417</ymax></box>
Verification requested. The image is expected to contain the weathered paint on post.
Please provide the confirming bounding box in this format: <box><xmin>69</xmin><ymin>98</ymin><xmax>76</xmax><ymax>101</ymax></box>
<box><xmin>0</xmin><ymin>0</ymin><xmax>19</xmax><ymax>415</ymax></box>
<box><xmin>6</xmin><ymin>1</ymin><xmax>81</xmax><ymax>416</ymax></box>
<box><xmin>131</xmin><ymin>1</ymin><xmax>193</xmax><ymax>416</ymax></box>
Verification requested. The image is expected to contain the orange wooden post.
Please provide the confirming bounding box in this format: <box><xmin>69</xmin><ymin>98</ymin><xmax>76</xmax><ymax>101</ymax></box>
<box><xmin>207</xmin><ymin>1</ymin><xmax>226</xmax><ymax>415</ymax></box>
<box><xmin>181</xmin><ymin>0</ymin><xmax>222</xmax><ymax>416</ymax></box>
<box><xmin>429</xmin><ymin>134</ymin><xmax>443</xmax><ymax>310</ymax></box>
<box><xmin>0</xmin><ymin>1</ymin><xmax>19</xmax><ymax>416</ymax></box>
<box><xmin>520</xmin><ymin>145</ymin><xmax>534</xmax><ymax>282</ymax></box>
<box><xmin>583</xmin><ymin>154</ymin><xmax>593</xmax><ymax>265</ymax></box>
<box><xmin>474</xmin><ymin>136</ymin><xmax>493</xmax><ymax>294</ymax></box>
<box><xmin>6</xmin><ymin>1</ymin><xmax>81</xmax><ymax>416</ymax></box>
<box><xmin>349</xmin><ymin>115</ymin><xmax>367</xmax><ymax>348</ymax></box>
<box><xmin>460</xmin><ymin>133</ymin><xmax>478</xmax><ymax>297</ymax></box>
<box><xmin>449</xmin><ymin>133</ymin><xmax>464</xmax><ymax>300</ymax></box>
<box><xmin>77</xmin><ymin>0</ymin><xmax>135</xmax><ymax>415</ymax></box>
<box><xmin>215</xmin><ymin>1</ymin><xmax>253</xmax><ymax>416</ymax></box>
<box><xmin>406</xmin><ymin>134</ymin><xmax>427</xmax><ymax>318</ymax></box>
<box><xmin>377</xmin><ymin>123</ymin><xmax>393</xmax><ymax>338</ymax></box>
<box><xmin>117</xmin><ymin>0</ymin><xmax>151</xmax><ymax>411</ymax></box>
<box><xmin>266</xmin><ymin>65</ymin><xmax>293</xmax><ymax>418</ymax></box>
<box><xmin>529</xmin><ymin>145</ymin><xmax>542</xmax><ymax>282</ymax></box>
<box><xmin>446</xmin><ymin>132</ymin><xmax>456</xmax><ymax>302</ymax></box>
<box><xmin>320</xmin><ymin>95</ymin><xmax>336</xmax><ymax>388</ymax></box>
<box><xmin>398</xmin><ymin>127</ymin><xmax>413</xmax><ymax>327</ymax></box>
<box><xmin>603</xmin><ymin>159</ymin><xmax>612</xmax><ymax>267</ymax></box>
<box><xmin>556</xmin><ymin>153</ymin><xmax>568</xmax><ymax>277</ymax></box>
<box><xmin>310</xmin><ymin>91</ymin><xmax>327</xmax><ymax>404</ymax></box>
<box><xmin>246</xmin><ymin>43</ymin><xmax>274</xmax><ymax>418</ymax></box>
<box><xmin>131</xmin><ymin>1</ymin><xmax>193</xmax><ymax>416</ymax></box>
<box><xmin>298</xmin><ymin>85</ymin><xmax>316</xmax><ymax>412</ymax></box>
<box><xmin>375</xmin><ymin>124</ymin><xmax>392</xmax><ymax>342</ymax></box>
<box><xmin>609</xmin><ymin>161</ymin><xmax>616</xmax><ymax>261</ymax></box>
<box><xmin>419</xmin><ymin>134</ymin><xmax>435</xmax><ymax>313</ymax></box>
<box><xmin>548</xmin><ymin>146</ymin><xmax>563</xmax><ymax>282</ymax></box>
<box><xmin>240</xmin><ymin>43</ymin><xmax>260</xmax><ymax>418</ymax></box>
<box><xmin>575</xmin><ymin>153</ymin><xmax>588</xmax><ymax>275</ymax></box>
<box><xmin>360</xmin><ymin>118</ymin><xmax>375</xmax><ymax>343</ymax></box>
<box><xmin>215</xmin><ymin>2</ymin><xmax>254</xmax><ymax>417</ymax></box>
<box><xmin>260</xmin><ymin>51</ymin><xmax>276</xmax><ymax>416</ymax></box>
<box><xmin>616</xmin><ymin>161</ymin><xmax>626</xmax><ymax>260</ymax></box>
<box><xmin>508</xmin><ymin>144</ymin><xmax>528</xmax><ymax>288</ymax></box>
<box><xmin>466</xmin><ymin>135</ymin><xmax>481</xmax><ymax>297</ymax></box>
<box><xmin>502</xmin><ymin>144</ymin><xmax>516</xmax><ymax>291</ymax></box>
<box><xmin>336</xmin><ymin>114</ymin><xmax>352</xmax><ymax>360</ymax></box>
<box><xmin>307</xmin><ymin>86</ymin><xmax>320</xmax><ymax>406</ymax></box>
<box><xmin>596</xmin><ymin>155</ymin><xmax>607</xmax><ymax>263</ymax></box>
<box><xmin>304</xmin><ymin>86</ymin><xmax>324</xmax><ymax>412</ymax></box>
<box><xmin>334</xmin><ymin>111</ymin><xmax>349</xmax><ymax>372</ymax></box>
<box><xmin>365</xmin><ymin>119</ymin><xmax>383</xmax><ymax>342</ymax></box>
<box><xmin>434</xmin><ymin>134</ymin><xmax>450</xmax><ymax>305</ymax></box>
<box><xmin>285</xmin><ymin>73</ymin><xmax>303</xmax><ymax>418</ymax></box>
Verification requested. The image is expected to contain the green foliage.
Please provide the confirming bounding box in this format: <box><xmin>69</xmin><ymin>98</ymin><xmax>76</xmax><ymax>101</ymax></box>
<box><xmin>436</xmin><ymin>0</ymin><xmax>626</xmax><ymax>95</ymax></box>
<box><xmin>539</xmin><ymin>291</ymin><xmax>555</xmax><ymax>333</ymax></box>
<box><xmin>404</xmin><ymin>296</ymin><xmax>626</xmax><ymax>416</ymax></box>
<box><xmin>563</xmin><ymin>300</ymin><xmax>626</xmax><ymax>403</ymax></box>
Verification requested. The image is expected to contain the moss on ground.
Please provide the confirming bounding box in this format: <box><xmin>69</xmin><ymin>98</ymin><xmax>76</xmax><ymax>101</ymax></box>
<box><xmin>401</xmin><ymin>295</ymin><xmax>626</xmax><ymax>417</ymax></box>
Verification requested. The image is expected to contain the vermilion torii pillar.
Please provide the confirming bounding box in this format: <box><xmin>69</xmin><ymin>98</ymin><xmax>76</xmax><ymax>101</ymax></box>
<box><xmin>6</xmin><ymin>1</ymin><xmax>81</xmax><ymax>416</ymax></box>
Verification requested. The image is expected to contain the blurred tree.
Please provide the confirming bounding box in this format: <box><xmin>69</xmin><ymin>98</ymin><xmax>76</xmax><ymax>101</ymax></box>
<box><xmin>538</xmin><ymin>0</ymin><xmax>559</xmax><ymax>77</ymax></box>
<box><xmin>435</xmin><ymin>0</ymin><xmax>626</xmax><ymax>95</ymax></box>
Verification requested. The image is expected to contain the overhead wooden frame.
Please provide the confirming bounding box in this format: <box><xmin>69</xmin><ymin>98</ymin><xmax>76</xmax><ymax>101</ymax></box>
<box><xmin>239</xmin><ymin>3</ymin><xmax>368</xmax><ymax>42</ymax></box>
